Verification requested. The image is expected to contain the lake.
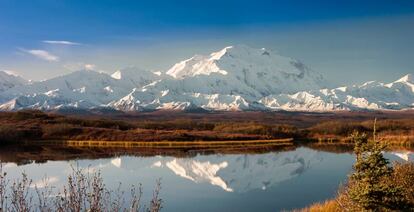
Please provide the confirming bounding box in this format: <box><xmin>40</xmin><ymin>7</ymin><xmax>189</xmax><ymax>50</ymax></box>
<box><xmin>1</xmin><ymin>144</ymin><xmax>413</xmax><ymax>211</ymax></box>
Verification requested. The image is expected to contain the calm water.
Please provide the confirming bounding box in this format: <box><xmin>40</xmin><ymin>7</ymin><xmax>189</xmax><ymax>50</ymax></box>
<box><xmin>1</xmin><ymin>145</ymin><xmax>413</xmax><ymax>211</ymax></box>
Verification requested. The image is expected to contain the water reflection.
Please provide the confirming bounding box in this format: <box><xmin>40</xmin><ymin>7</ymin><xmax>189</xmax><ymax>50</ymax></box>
<box><xmin>148</xmin><ymin>148</ymin><xmax>323</xmax><ymax>193</ymax></box>
<box><xmin>164</xmin><ymin>159</ymin><xmax>233</xmax><ymax>192</ymax></box>
<box><xmin>0</xmin><ymin>143</ymin><xmax>296</xmax><ymax>165</ymax></box>
<box><xmin>0</xmin><ymin>144</ymin><xmax>412</xmax><ymax>212</ymax></box>
<box><xmin>390</xmin><ymin>151</ymin><xmax>413</xmax><ymax>161</ymax></box>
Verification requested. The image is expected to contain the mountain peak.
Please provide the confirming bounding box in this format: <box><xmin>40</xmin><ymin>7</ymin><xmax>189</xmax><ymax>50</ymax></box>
<box><xmin>166</xmin><ymin>44</ymin><xmax>292</xmax><ymax>80</ymax></box>
<box><xmin>0</xmin><ymin>70</ymin><xmax>28</xmax><ymax>92</ymax></box>
<box><xmin>210</xmin><ymin>45</ymin><xmax>272</xmax><ymax>59</ymax></box>
<box><xmin>396</xmin><ymin>74</ymin><xmax>413</xmax><ymax>83</ymax></box>
<box><xmin>111</xmin><ymin>67</ymin><xmax>161</xmax><ymax>80</ymax></box>
<box><xmin>0</xmin><ymin>70</ymin><xmax>28</xmax><ymax>83</ymax></box>
<box><xmin>0</xmin><ymin>70</ymin><xmax>26</xmax><ymax>80</ymax></box>
<box><xmin>111</xmin><ymin>70</ymin><xmax>123</xmax><ymax>80</ymax></box>
<box><xmin>0</xmin><ymin>70</ymin><xmax>19</xmax><ymax>77</ymax></box>
<box><xmin>209</xmin><ymin>46</ymin><xmax>233</xmax><ymax>60</ymax></box>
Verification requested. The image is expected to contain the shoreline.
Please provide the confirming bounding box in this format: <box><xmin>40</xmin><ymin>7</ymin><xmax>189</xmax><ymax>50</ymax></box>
<box><xmin>13</xmin><ymin>138</ymin><xmax>294</xmax><ymax>148</ymax></box>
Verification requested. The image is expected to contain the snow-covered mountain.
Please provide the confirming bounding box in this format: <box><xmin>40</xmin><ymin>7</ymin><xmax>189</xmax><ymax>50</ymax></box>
<box><xmin>111</xmin><ymin>67</ymin><xmax>162</xmax><ymax>88</ymax></box>
<box><xmin>260</xmin><ymin>74</ymin><xmax>414</xmax><ymax>111</ymax></box>
<box><xmin>0</xmin><ymin>71</ymin><xmax>28</xmax><ymax>92</ymax></box>
<box><xmin>108</xmin><ymin>45</ymin><xmax>327</xmax><ymax>111</ymax></box>
<box><xmin>0</xmin><ymin>45</ymin><xmax>413</xmax><ymax>112</ymax></box>
<box><xmin>0</xmin><ymin>71</ymin><xmax>29</xmax><ymax>103</ymax></box>
<box><xmin>0</xmin><ymin>68</ymin><xmax>161</xmax><ymax>110</ymax></box>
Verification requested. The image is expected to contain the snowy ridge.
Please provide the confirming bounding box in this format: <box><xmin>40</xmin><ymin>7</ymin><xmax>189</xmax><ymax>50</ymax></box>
<box><xmin>164</xmin><ymin>45</ymin><xmax>326</xmax><ymax>96</ymax></box>
<box><xmin>260</xmin><ymin>74</ymin><xmax>414</xmax><ymax>111</ymax></box>
<box><xmin>0</xmin><ymin>68</ymin><xmax>161</xmax><ymax>110</ymax></box>
<box><xmin>108</xmin><ymin>45</ymin><xmax>327</xmax><ymax>111</ymax></box>
<box><xmin>0</xmin><ymin>71</ymin><xmax>28</xmax><ymax>92</ymax></box>
<box><xmin>0</xmin><ymin>45</ymin><xmax>413</xmax><ymax>112</ymax></box>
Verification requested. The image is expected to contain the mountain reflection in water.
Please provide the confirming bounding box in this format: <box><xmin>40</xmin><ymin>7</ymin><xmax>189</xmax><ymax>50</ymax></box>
<box><xmin>0</xmin><ymin>144</ymin><xmax>412</xmax><ymax>212</ymax></box>
<box><xmin>151</xmin><ymin>148</ymin><xmax>322</xmax><ymax>192</ymax></box>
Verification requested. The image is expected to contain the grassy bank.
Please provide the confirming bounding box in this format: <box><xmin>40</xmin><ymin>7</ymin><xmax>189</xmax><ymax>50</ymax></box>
<box><xmin>64</xmin><ymin>138</ymin><xmax>293</xmax><ymax>148</ymax></box>
<box><xmin>294</xmin><ymin>132</ymin><xmax>414</xmax><ymax>212</ymax></box>
<box><xmin>0</xmin><ymin>110</ymin><xmax>413</xmax><ymax>145</ymax></box>
<box><xmin>308</xmin><ymin>119</ymin><xmax>414</xmax><ymax>144</ymax></box>
<box><xmin>296</xmin><ymin>162</ymin><xmax>414</xmax><ymax>211</ymax></box>
<box><xmin>0</xmin><ymin>110</ymin><xmax>300</xmax><ymax>143</ymax></box>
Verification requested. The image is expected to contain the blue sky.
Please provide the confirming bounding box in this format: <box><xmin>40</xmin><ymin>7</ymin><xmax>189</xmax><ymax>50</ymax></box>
<box><xmin>0</xmin><ymin>0</ymin><xmax>414</xmax><ymax>85</ymax></box>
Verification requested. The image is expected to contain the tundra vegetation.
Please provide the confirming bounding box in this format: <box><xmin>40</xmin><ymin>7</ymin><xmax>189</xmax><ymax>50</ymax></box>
<box><xmin>0</xmin><ymin>110</ymin><xmax>413</xmax><ymax>144</ymax></box>
<box><xmin>296</xmin><ymin>129</ymin><xmax>414</xmax><ymax>211</ymax></box>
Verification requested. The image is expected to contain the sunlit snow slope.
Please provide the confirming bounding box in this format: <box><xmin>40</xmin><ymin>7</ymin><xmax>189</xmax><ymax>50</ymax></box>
<box><xmin>0</xmin><ymin>45</ymin><xmax>412</xmax><ymax>112</ymax></box>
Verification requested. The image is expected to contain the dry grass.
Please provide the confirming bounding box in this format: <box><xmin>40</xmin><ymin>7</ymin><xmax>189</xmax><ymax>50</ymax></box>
<box><xmin>292</xmin><ymin>199</ymin><xmax>340</xmax><ymax>212</ymax></box>
<box><xmin>0</xmin><ymin>164</ymin><xmax>162</xmax><ymax>212</ymax></box>
<box><xmin>392</xmin><ymin>162</ymin><xmax>414</xmax><ymax>203</ymax></box>
<box><xmin>0</xmin><ymin>111</ymin><xmax>297</xmax><ymax>143</ymax></box>
<box><xmin>294</xmin><ymin>162</ymin><xmax>414</xmax><ymax>212</ymax></box>
<box><xmin>377</xmin><ymin>130</ymin><xmax>414</xmax><ymax>146</ymax></box>
<box><xmin>64</xmin><ymin>138</ymin><xmax>293</xmax><ymax>149</ymax></box>
<box><xmin>1</xmin><ymin>110</ymin><xmax>414</xmax><ymax>144</ymax></box>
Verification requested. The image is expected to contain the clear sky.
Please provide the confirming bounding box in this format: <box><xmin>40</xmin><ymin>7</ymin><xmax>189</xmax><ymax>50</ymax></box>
<box><xmin>1</xmin><ymin>0</ymin><xmax>413</xmax><ymax>86</ymax></box>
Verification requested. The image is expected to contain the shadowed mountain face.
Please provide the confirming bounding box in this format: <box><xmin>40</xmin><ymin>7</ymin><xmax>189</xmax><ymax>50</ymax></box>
<box><xmin>0</xmin><ymin>71</ymin><xmax>28</xmax><ymax>95</ymax></box>
<box><xmin>0</xmin><ymin>46</ymin><xmax>413</xmax><ymax>112</ymax></box>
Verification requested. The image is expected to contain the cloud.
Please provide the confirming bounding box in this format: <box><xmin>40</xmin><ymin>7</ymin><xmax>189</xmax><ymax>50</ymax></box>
<box><xmin>20</xmin><ymin>49</ymin><xmax>59</xmax><ymax>62</ymax></box>
<box><xmin>63</xmin><ymin>62</ymin><xmax>97</xmax><ymax>71</ymax></box>
<box><xmin>43</xmin><ymin>40</ymin><xmax>81</xmax><ymax>45</ymax></box>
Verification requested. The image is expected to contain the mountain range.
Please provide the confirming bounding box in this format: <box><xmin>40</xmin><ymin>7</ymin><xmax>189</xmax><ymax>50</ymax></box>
<box><xmin>0</xmin><ymin>45</ymin><xmax>413</xmax><ymax>112</ymax></box>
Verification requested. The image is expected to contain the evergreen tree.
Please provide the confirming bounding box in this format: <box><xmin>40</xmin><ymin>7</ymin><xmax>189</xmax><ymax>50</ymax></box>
<box><xmin>347</xmin><ymin>129</ymin><xmax>411</xmax><ymax>211</ymax></box>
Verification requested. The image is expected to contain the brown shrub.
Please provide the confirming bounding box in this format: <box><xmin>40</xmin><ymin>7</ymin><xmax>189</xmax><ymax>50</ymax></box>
<box><xmin>0</xmin><ymin>165</ymin><xmax>162</xmax><ymax>211</ymax></box>
<box><xmin>136</xmin><ymin>119</ymin><xmax>215</xmax><ymax>131</ymax></box>
<box><xmin>10</xmin><ymin>110</ymin><xmax>49</xmax><ymax>121</ymax></box>
<box><xmin>0</xmin><ymin>125</ymin><xmax>42</xmax><ymax>143</ymax></box>
<box><xmin>309</xmin><ymin>121</ymin><xmax>369</xmax><ymax>136</ymax></box>
<box><xmin>293</xmin><ymin>199</ymin><xmax>340</xmax><ymax>212</ymax></box>
<box><xmin>310</xmin><ymin>119</ymin><xmax>414</xmax><ymax>137</ymax></box>
<box><xmin>57</xmin><ymin>117</ymin><xmax>135</xmax><ymax>130</ymax></box>
<box><xmin>41</xmin><ymin>124</ymin><xmax>82</xmax><ymax>139</ymax></box>
<box><xmin>213</xmin><ymin>122</ymin><xmax>299</xmax><ymax>138</ymax></box>
<box><xmin>391</xmin><ymin>162</ymin><xmax>414</xmax><ymax>203</ymax></box>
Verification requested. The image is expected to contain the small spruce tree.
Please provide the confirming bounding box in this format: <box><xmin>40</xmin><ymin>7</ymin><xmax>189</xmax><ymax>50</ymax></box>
<box><xmin>347</xmin><ymin>121</ymin><xmax>411</xmax><ymax>211</ymax></box>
